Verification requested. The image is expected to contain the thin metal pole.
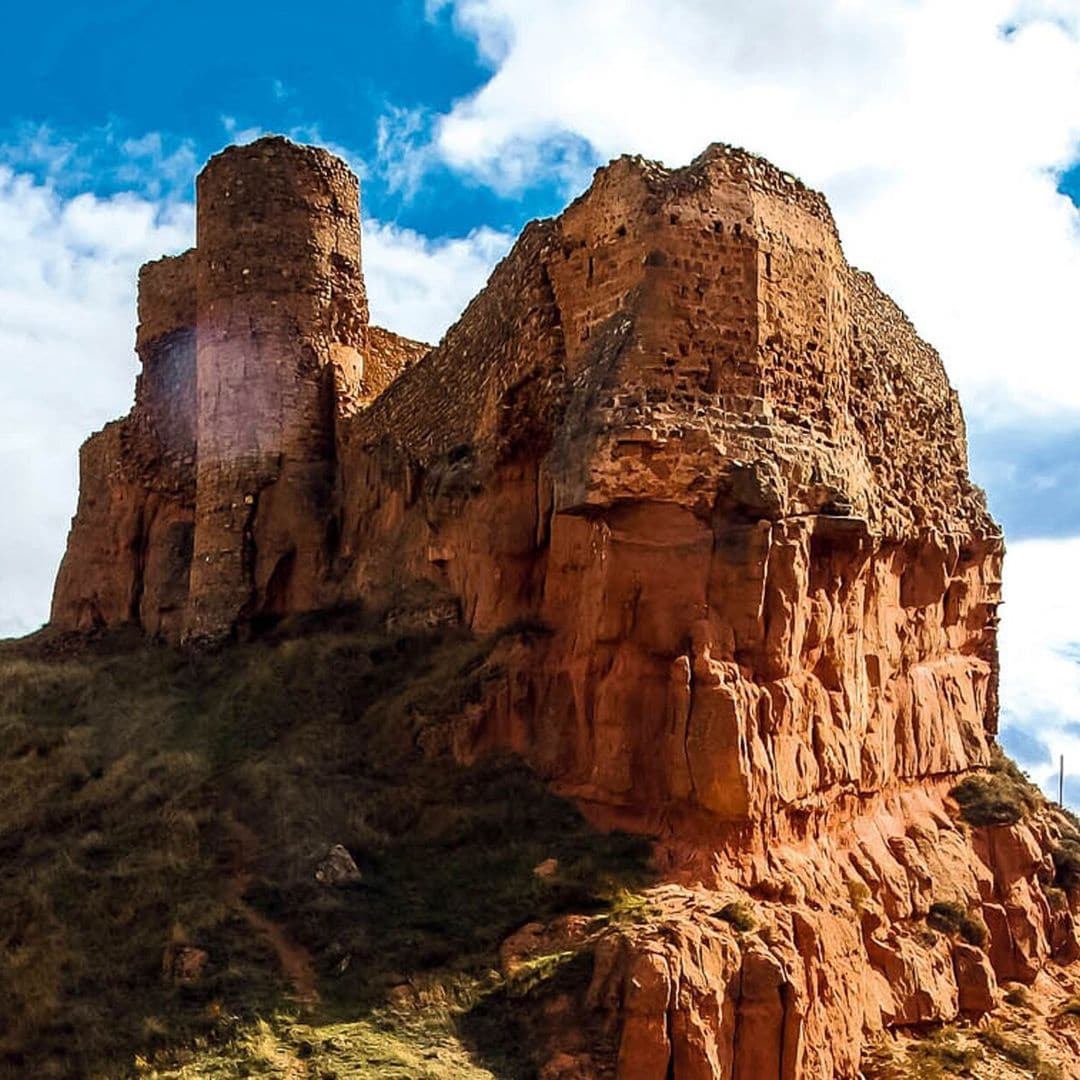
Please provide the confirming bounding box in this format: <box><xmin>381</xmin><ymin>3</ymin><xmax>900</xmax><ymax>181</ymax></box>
<box><xmin>1060</xmin><ymin>754</ymin><xmax>1065</xmax><ymax>808</ymax></box>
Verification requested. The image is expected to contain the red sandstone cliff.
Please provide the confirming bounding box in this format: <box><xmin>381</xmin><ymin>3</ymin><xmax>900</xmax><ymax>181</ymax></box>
<box><xmin>50</xmin><ymin>136</ymin><xmax>1080</xmax><ymax>1077</ymax></box>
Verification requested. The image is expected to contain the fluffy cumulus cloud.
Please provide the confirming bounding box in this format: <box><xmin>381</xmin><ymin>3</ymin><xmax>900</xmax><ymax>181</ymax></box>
<box><xmin>418</xmin><ymin>0</ymin><xmax>1080</xmax><ymax>420</ymax></box>
<box><xmin>998</xmin><ymin>537</ymin><xmax>1080</xmax><ymax>792</ymax></box>
<box><xmin>0</xmin><ymin>166</ymin><xmax>192</xmax><ymax>637</ymax></box>
<box><xmin>363</xmin><ymin>220</ymin><xmax>512</xmax><ymax>343</ymax></box>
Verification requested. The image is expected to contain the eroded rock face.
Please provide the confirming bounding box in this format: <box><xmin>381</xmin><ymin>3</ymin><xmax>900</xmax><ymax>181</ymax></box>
<box><xmin>49</xmin><ymin>137</ymin><xmax>1076</xmax><ymax>1078</ymax></box>
<box><xmin>339</xmin><ymin>146</ymin><xmax>1001</xmax><ymax>824</ymax></box>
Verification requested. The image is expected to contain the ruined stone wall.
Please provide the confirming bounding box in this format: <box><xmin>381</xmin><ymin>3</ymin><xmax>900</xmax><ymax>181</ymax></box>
<box><xmin>51</xmin><ymin>252</ymin><xmax>199</xmax><ymax>637</ymax></box>
<box><xmin>343</xmin><ymin>220</ymin><xmax>565</xmax><ymax>467</ymax></box>
<box><xmin>360</xmin><ymin>326</ymin><xmax>430</xmax><ymax>405</ymax></box>
<box><xmin>132</xmin><ymin>250</ymin><xmax>197</xmax><ymax>497</ymax></box>
<box><xmin>51</xmin><ymin>137</ymin><xmax>424</xmax><ymax>640</ymax></box>
<box><xmin>51</xmin><ymin>422</ymin><xmax>146</xmax><ymax>630</ymax></box>
<box><xmin>185</xmin><ymin>138</ymin><xmax>370</xmax><ymax>639</ymax></box>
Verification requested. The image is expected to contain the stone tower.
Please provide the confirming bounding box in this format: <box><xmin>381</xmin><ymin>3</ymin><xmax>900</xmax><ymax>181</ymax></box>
<box><xmin>51</xmin><ymin>136</ymin><xmax>428</xmax><ymax>641</ymax></box>
<box><xmin>184</xmin><ymin>137</ymin><xmax>369</xmax><ymax>641</ymax></box>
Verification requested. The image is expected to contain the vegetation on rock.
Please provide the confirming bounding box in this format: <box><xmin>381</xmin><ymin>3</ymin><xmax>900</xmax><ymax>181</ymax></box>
<box><xmin>865</xmin><ymin>1023</ymin><xmax>1064</xmax><ymax>1080</ymax></box>
<box><xmin>949</xmin><ymin>750</ymin><xmax>1044</xmax><ymax>827</ymax></box>
<box><xmin>715</xmin><ymin>900</ymin><xmax>756</xmax><ymax>933</ymax></box>
<box><xmin>926</xmin><ymin>902</ymin><xmax>989</xmax><ymax>948</ymax></box>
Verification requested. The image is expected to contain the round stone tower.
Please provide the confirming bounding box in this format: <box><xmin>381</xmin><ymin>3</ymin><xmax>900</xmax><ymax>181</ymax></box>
<box><xmin>184</xmin><ymin>136</ymin><xmax>369</xmax><ymax>641</ymax></box>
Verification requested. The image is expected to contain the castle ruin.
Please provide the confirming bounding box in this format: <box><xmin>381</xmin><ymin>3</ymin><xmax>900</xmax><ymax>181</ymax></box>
<box><xmin>48</xmin><ymin>136</ymin><xmax>1080</xmax><ymax>1080</ymax></box>
<box><xmin>52</xmin><ymin>138</ymin><xmax>425</xmax><ymax>641</ymax></box>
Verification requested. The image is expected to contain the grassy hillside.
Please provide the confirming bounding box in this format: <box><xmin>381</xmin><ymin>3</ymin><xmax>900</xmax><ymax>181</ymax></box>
<box><xmin>0</xmin><ymin>614</ymin><xmax>651</xmax><ymax>1079</ymax></box>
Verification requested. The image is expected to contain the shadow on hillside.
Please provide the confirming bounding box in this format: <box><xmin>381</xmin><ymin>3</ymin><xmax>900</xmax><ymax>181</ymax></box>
<box><xmin>0</xmin><ymin>616</ymin><xmax>653</xmax><ymax>1077</ymax></box>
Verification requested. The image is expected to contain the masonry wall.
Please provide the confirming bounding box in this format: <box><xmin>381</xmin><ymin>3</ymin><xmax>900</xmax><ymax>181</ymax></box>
<box><xmin>51</xmin><ymin>137</ymin><xmax>425</xmax><ymax>640</ymax></box>
<box><xmin>185</xmin><ymin>139</ymin><xmax>370</xmax><ymax>639</ymax></box>
<box><xmin>132</xmin><ymin>251</ymin><xmax>197</xmax><ymax>494</ymax></box>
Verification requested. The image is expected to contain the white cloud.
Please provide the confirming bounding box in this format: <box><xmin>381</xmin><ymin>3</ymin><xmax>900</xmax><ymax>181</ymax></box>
<box><xmin>363</xmin><ymin>220</ymin><xmax>512</xmax><ymax>342</ymax></box>
<box><xmin>998</xmin><ymin>536</ymin><xmax>1080</xmax><ymax>796</ymax></box>
<box><xmin>0</xmin><ymin>123</ymin><xmax>199</xmax><ymax>200</ymax></box>
<box><xmin>376</xmin><ymin>105</ymin><xmax>436</xmax><ymax>198</ymax></box>
<box><xmin>416</xmin><ymin>0</ymin><xmax>1080</xmax><ymax>419</ymax></box>
<box><xmin>116</xmin><ymin>132</ymin><xmax>198</xmax><ymax>197</ymax></box>
<box><xmin>220</xmin><ymin>115</ymin><xmax>267</xmax><ymax>147</ymax></box>
<box><xmin>0</xmin><ymin>166</ymin><xmax>192</xmax><ymax>638</ymax></box>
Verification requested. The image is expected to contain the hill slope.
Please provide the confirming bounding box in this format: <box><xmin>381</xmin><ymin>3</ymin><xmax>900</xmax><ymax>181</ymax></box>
<box><xmin>3</xmin><ymin>619</ymin><xmax>1080</xmax><ymax>1079</ymax></box>
<box><xmin>0</xmin><ymin>616</ymin><xmax>651</xmax><ymax>1078</ymax></box>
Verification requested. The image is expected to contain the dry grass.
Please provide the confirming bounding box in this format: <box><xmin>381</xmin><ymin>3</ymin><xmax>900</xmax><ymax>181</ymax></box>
<box><xmin>0</xmin><ymin>617</ymin><xmax>652</xmax><ymax>1078</ymax></box>
<box><xmin>864</xmin><ymin>1023</ymin><xmax>1064</xmax><ymax>1080</ymax></box>
<box><xmin>949</xmin><ymin>749</ymin><xmax>1044</xmax><ymax>828</ymax></box>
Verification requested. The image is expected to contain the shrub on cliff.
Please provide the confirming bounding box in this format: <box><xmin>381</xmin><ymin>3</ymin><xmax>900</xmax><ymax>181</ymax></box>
<box><xmin>926</xmin><ymin>900</ymin><xmax>989</xmax><ymax>947</ymax></box>
<box><xmin>716</xmin><ymin>899</ymin><xmax>756</xmax><ymax>932</ymax></box>
<box><xmin>1060</xmin><ymin>997</ymin><xmax>1080</xmax><ymax>1019</ymax></box>
<box><xmin>950</xmin><ymin>750</ymin><xmax>1043</xmax><ymax>827</ymax></box>
<box><xmin>1052</xmin><ymin>837</ymin><xmax>1080</xmax><ymax>895</ymax></box>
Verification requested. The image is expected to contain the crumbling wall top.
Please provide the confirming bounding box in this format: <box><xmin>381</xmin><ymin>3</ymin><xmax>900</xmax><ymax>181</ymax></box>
<box><xmin>195</xmin><ymin>136</ymin><xmax>367</xmax><ymax>320</ymax></box>
<box><xmin>136</xmin><ymin>250</ymin><xmax>196</xmax><ymax>352</ymax></box>
<box><xmin>571</xmin><ymin>143</ymin><xmax>839</xmax><ymax>240</ymax></box>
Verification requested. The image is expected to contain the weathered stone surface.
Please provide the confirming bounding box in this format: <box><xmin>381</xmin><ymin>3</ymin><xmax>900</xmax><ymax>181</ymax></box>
<box><xmin>313</xmin><ymin>844</ymin><xmax>362</xmax><ymax>886</ymax></box>
<box><xmin>953</xmin><ymin>941</ymin><xmax>999</xmax><ymax>1015</ymax></box>
<box><xmin>52</xmin><ymin>136</ymin><xmax>424</xmax><ymax>644</ymax></box>
<box><xmin>50</xmin><ymin>136</ymin><xmax>1080</xmax><ymax>1076</ymax></box>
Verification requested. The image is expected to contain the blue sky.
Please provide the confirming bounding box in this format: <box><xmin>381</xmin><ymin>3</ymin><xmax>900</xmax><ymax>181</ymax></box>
<box><xmin>0</xmin><ymin>1</ymin><xmax>568</xmax><ymax>238</ymax></box>
<box><xmin>2</xmin><ymin>0</ymin><xmax>1080</xmax><ymax>804</ymax></box>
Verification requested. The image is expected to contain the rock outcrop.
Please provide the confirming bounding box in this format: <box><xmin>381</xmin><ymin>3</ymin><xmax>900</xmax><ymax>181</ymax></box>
<box><xmin>51</xmin><ymin>136</ymin><xmax>1080</xmax><ymax>1077</ymax></box>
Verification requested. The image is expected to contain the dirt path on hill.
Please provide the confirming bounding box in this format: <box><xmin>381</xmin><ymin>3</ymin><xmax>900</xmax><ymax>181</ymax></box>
<box><xmin>225</xmin><ymin>817</ymin><xmax>320</xmax><ymax>1008</ymax></box>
